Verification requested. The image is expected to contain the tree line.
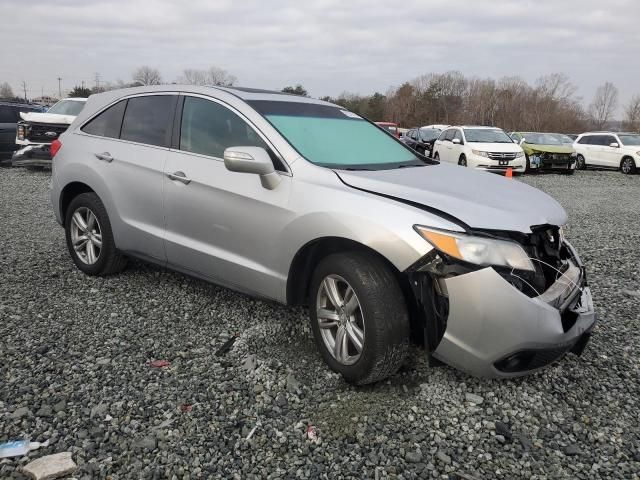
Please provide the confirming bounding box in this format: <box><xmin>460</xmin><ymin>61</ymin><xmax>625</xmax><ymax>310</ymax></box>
<box><xmin>3</xmin><ymin>67</ymin><xmax>639</xmax><ymax>132</ymax></box>
<box><xmin>319</xmin><ymin>72</ymin><xmax>640</xmax><ymax>133</ymax></box>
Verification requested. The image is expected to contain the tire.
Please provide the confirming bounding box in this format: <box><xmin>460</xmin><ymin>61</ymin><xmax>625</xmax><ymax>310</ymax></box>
<box><xmin>309</xmin><ymin>252</ymin><xmax>410</xmax><ymax>385</ymax></box>
<box><xmin>433</xmin><ymin>152</ymin><xmax>440</xmax><ymax>161</ymax></box>
<box><xmin>525</xmin><ymin>154</ymin><xmax>532</xmax><ymax>173</ymax></box>
<box><xmin>458</xmin><ymin>155</ymin><xmax>467</xmax><ymax>167</ymax></box>
<box><xmin>621</xmin><ymin>157</ymin><xmax>637</xmax><ymax>174</ymax></box>
<box><xmin>65</xmin><ymin>192</ymin><xmax>127</xmax><ymax>276</ymax></box>
<box><xmin>576</xmin><ymin>154</ymin><xmax>586</xmax><ymax>170</ymax></box>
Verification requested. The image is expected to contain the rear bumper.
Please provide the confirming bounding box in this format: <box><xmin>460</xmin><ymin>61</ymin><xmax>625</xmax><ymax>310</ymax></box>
<box><xmin>11</xmin><ymin>144</ymin><xmax>52</xmax><ymax>167</ymax></box>
<box><xmin>431</xmin><ymin>243</ymin><xmax>596</xmax><ymax>378</ymax></box>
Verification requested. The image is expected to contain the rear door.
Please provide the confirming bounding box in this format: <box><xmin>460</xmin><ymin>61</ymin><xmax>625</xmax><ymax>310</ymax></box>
<box><xmin>601</xmin><ymin>134</ymin><xmax>620</xmax><ymax>167</ymax></box>
<box><xmin>163</xmin><ymin>94</ymin><xmax>292</xmax><ymax>300</ymax></box>
<box><xmin>78</xmin><ymin>94</ymin><xmax>177</xmax><ymax>261</ymax></box>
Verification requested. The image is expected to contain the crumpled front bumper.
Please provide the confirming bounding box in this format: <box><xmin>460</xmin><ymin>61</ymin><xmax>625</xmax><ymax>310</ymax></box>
<box><xmin>11</xmin><ymin>144</ymin><xmax>52</xmax><ymax>167</ymax></box>
<box><xmin>432</xmin><ymin>245</ymin><xmax>596</xmax><ymax>378</ymax></box>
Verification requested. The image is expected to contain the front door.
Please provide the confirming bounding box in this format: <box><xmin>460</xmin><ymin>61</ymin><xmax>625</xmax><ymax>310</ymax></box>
<box><xmin>163</xmin><ymin>95</ymin><xmax>292</xmax><ymax>300</ymax></box>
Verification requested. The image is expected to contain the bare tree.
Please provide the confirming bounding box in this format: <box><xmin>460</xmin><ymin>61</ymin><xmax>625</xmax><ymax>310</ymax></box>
<box><xmin>589</xmin><ymin>82</ymin><xmax>618</xmax><ymax>130</ymax></box>
<box><xmin>0</xmin><ymin>82</ymin><xmax>14</xmax><ymax>99</ymax></box>
<box><xmin>132</xmin><ymin>66</ymin><xmax>162</xmax><ymax>86</ymax></box>
<box><xmin>179</xmin><ymin>66</ymin><xmax>237</xmax><ymax>87</ymax></box>
<box><xmin>624</xmin><ymin>94</ymin><xmax>640</xmax><ymax>132</ymax></box>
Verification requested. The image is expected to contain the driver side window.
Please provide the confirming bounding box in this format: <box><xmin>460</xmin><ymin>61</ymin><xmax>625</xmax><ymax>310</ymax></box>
<box><xmin>179</xmin><ymin>96</ymin><xmax>286</xmax><ymax>171</ymax></box>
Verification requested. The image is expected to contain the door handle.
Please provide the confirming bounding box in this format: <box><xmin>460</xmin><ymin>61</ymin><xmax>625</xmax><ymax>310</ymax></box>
<box><xmin>167</xmin><ymin>171</ymin><xmax>191</xmax><ymax>185</ymax></box>
<box><xmin>94</xmin><ymin>152</ymin><xmax>113</xmax><ymax>162</ymax></box>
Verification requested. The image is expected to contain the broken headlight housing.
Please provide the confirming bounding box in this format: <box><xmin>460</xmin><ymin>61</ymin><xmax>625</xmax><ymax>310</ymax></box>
<box><xmin>414</xmin><ymin>226</ymin><xmax>534</xmax><ymax>272</ymax></box>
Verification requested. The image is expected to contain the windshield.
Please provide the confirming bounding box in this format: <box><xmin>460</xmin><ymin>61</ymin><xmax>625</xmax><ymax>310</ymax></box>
<box><xmin>463</xmin><ymin>128</ymin><xmax>513</xmax><ymax>143</ymax></box>
<box><xmin>522</xmin><ymin>133</ymin><xmax>564</xmax><ymax>145</ymax></box>
<box><xmin>551</xmin><ymin>134</ymin><xmax>575</xmax><ymax>144</ymax></box>
<box><xmin>249</xmin><ymin>101</ymin><xmax>422</xmax><ymax>169</ymax></box>
<box><xmin>618</xmin><ymin>134</ymin><xmax>640</xmax><ymax>146</ymax></box>
<box><xmin>47</xmin><ymin>100</ymin><xmax>85</xmax><ymax>116</ymax></box>
<box><xmin>419</xmin><ymin>128</ymin><xmax>441</xmax><ymax>141</ymax></box>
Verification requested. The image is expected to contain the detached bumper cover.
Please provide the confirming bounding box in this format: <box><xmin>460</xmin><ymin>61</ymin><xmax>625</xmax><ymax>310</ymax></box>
<box><xmin>11</xmin><ymin>144</ymin><xmax>52</xmax><ymax>167</ymax></box>
<box><xmin>433</xmin><ymin>256</ymin><xmax>595</xmax><ymax>378</ymax></box>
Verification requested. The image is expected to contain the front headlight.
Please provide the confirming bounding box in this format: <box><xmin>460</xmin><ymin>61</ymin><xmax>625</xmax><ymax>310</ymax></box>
<box><xmin>17</xmin><ymin>125</ymin><xmax>25</xmax><ymax>141</ymax></box>
<box><xmin>514</xmin><ymin>151</ymin><xmax>524</xmax><ymax>158</ymax></box>
<box><xmin>414</xmin><ymin>226</ymin><xmax>535</xmax><ymax>271</ymax></box>
<box><xmin>471</xmin><ymin>149</ymin><xmax>489</xmax><ymax>157</ymax></box>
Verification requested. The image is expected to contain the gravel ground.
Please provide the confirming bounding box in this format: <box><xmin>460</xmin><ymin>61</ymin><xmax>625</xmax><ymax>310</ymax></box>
<box><xmin>1</xmin><ymin>167</ymin><xmax>639</xmax><ymax>480</ymax></box>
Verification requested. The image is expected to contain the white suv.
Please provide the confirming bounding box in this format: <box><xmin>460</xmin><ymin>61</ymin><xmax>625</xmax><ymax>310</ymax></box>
<box><xmin>573</xmin><ymin>132</ymin><xmax>640</xmax><ymax>174</ymax></box>
<box><xmin>432</xmin><ymin>126</ymin><xmax>525</xmax><ymax>173</ymax></box>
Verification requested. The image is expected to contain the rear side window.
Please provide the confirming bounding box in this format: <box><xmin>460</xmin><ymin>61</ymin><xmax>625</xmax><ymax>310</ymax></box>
<box><xmin>578</xmin><ymin>135</ymin><xmax>594</xmax><ymax>145</ymax></box>
<box><xmin>179</xmin><ymin>96</ymin><xmax>269</xmax><ymax>159</ymax></box>
<box><xmin>120</xmin><ymin>95</ymin><xmax>175</xmax><ymax>147</ymax></box>
<box><xmin>82</xmin><ymin>100</ymin><xmax>126</xmax><ymax>138</ymax></box>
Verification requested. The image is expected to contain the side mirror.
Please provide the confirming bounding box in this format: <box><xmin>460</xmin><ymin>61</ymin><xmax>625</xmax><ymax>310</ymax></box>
<box><xmin>609</xmin><ymin>142</ymin><xmax>619</xmax><ymax>148</ymax></box>
<box><xmin>452</xmin><ymin>138</ymin><xmax>461</xmax><ymax>145</ymax></box>
<box><xmin>512</xmin><ymin>138</ymin><xmax>519</xmax><ymax>144</ymax></box>
<box><xmin>224</xmin><ymin>146</ymin><xmax>281</xmax><ymax>190</ymax></box>
<box><xmin>519</xmin><ymin>138</ymin><xmax>526</xmax><ymax>145</ymax></box>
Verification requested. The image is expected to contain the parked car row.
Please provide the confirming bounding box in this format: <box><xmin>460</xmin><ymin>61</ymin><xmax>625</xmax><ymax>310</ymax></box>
<box><xmin>393</xmin><ymin>121</ymin><xmax>638</xmax><ymax>175</ymax></box>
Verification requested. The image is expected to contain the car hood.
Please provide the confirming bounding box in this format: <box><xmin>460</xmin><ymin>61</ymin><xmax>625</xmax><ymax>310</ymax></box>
<box><xmin>335</xmin><ymin>163</ymin><xmax>567</xmax><ymax>233</ymax></box>
<box><xmin>524</xmin><ymin>143</ymin><xmax>574</xmax><ymax>154</ymax></box>
<box><xmin>19</xmin><ymin>112</ymin><xmax>76</xmax><ymax>125</ymax></box>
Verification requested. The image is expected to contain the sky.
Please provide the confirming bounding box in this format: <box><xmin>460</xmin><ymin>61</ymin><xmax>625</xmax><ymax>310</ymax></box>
<box><xmin>0</xmin><ymin>0</ymin><xmax>638</xmax><ymax>116</ymax></box>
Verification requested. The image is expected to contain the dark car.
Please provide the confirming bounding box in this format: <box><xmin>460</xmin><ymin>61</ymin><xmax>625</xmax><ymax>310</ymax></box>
<box><xmin>402</xmin><ymin>127</ymin><xmax>442</xmax><ymax>157</ymax></box>
<box><xmin>0</xmin><ymin>102</ymin><xmax>44</xmax><ymax>163</ymax></box>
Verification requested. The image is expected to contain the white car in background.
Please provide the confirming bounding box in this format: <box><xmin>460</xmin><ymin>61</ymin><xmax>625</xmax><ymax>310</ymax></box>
<box><xmin>433</xmin><ymin>126</ymin><xmax>526</xmax><ymax>173</ymax></box>
<box><xmin>421</xmin><ymin>124</ymin><xmax>450</xmax><ymax>130</ymax></box>
<box><xmin>573</xmin><ymin>132</ymin><xmax>640</xmax><ymax>174</ymax></box>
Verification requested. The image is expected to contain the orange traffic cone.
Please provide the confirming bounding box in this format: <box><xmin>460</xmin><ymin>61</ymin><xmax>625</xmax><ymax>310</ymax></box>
<box><xmin>505</xmin><ymin>167</ymin><xmax>513</xmax><ymax>178</ymax></box>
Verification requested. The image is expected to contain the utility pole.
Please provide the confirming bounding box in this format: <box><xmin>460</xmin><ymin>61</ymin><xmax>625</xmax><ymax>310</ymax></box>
<box><xmin>57</xmin><ymin>77</ymin><xmax>62</xmax><ymax>98</ymax></box>
<box><xmin>94</xmin><ymin>72</ymin><xmax>100</xmax><ymax>91</ymax></box>
<box><xmin>21</xmin><ymin>80</ymin><xmax>27</xmax><ymax>101</ymax></box>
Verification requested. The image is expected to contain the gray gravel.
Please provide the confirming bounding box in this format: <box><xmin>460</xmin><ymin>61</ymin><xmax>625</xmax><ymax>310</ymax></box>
<box><xmin>1</xmin><ymin>167</ymin><xmax>639</xmax><ymax>479</ymax></box>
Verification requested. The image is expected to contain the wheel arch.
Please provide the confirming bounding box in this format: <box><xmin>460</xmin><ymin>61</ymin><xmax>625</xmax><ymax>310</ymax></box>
<box><xmin>60</xmin><ymin>181</ymin><xmax>95</xmax><ymax>224</ymax></box>
<box><xmin>286</xmin><ymin>236</ymin><xmax>409</xmax><ymax>306</ymax></box>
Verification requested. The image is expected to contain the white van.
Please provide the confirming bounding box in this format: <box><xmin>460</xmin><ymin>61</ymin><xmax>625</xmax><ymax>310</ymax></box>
<box><xmin>433</xmin><ymin>126</ymin><xmax>525</xmax><ymax>173</ymax></box>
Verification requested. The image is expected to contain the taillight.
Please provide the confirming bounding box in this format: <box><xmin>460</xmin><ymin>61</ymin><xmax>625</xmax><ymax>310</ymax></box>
<box><xmin>51</xmin><ymin>139</ymin><xmax>62</xmax><ymax>158</ymax></box>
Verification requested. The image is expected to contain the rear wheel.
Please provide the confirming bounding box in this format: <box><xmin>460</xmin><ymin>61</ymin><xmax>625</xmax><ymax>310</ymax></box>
<box><xmin>458</xmin><ymin>155</ymin><xmax>467</xmax><ymax>167</ymax></box>
<box><xmin>65</xmin><ymin>193</ymin><xmax>127</xmax><ymax>276</ymax></box>
<box><xmin>576</xmin><ymin>154</ymin><xmax>586</xmax><ymax>170</ymax></box>
<box><xmin>309</xmin><ymin>252</ymin><xmax>410</xmax><ymax>385</ymax></box>
<box><xmin>621</xmin><ymin>157</ymin><xmax>636</xmax><ymax>174</ymax></box>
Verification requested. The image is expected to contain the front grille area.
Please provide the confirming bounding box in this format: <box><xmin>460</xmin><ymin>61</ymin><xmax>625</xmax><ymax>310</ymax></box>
<box><xmin>25</xmin><ymin>123</ymin><xmax>69</xmax><ymax>143</ymax></box>
<box><xmin>540</xmin><ymin>152</ymin><xmax>572</xmax><ymax>163</ymax></box>
<box><xmin>487</xmin><ymin>152</ymin><xmax>517</xmax><ymax>161</ymax></box>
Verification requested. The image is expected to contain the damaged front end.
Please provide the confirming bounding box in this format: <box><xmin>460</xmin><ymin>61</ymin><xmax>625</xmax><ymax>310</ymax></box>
<box><xmin>529</xmin><ymin>150</ymin><xmax>576</xmax><ymax>171</ymax></box>
<box><xmin>406</xmin><ymin>225</ymin><xmax>596</xmax><ymax>378</ymax></box>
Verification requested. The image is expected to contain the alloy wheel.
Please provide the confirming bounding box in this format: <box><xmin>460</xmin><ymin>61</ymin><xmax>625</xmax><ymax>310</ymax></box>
<box><xmin>621</xmin><ymin>158</ymin><xmax>633</xmax><ymax>174</ymax></box>
<box><xmin>316</xmin><ymin>274</ymin><xmax>365</xmax><ymax>366</ymax></box>
<box><xmin>70</xmin><ymin>207</ymin><xmax>102</xmax><ymax>265</ymax></box>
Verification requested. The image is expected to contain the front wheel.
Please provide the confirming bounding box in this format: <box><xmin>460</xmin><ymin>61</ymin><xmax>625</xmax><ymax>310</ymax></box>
<box><xmin>433</xmin><ymin>152</ymin><xmax>440</xmax><ymax>161</ymax></box>
<box><xmin>621</xmin><ymin>157</ymin><xmax>637</xmax><ymax>174</ymax></box>
<box><xmin>576</xmin><ymin>155</ymin><xmax>586</xmax><ymax>170</ymax></box>
<box><xmin>309</xmin><ymin>252</ymin><xmax>410</xmax><ymax>385</ymax></box>
<box><xmin>458</xmin><ymin>155</ymin><xmax>467</xmax><ymax>167</ymax></box>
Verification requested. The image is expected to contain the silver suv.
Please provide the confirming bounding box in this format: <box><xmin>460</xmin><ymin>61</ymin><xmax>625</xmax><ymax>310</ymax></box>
<box><xmin>50</xmin><ymin>86</ymin><xmax>596</xmax><ymax>383</ymax></box>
